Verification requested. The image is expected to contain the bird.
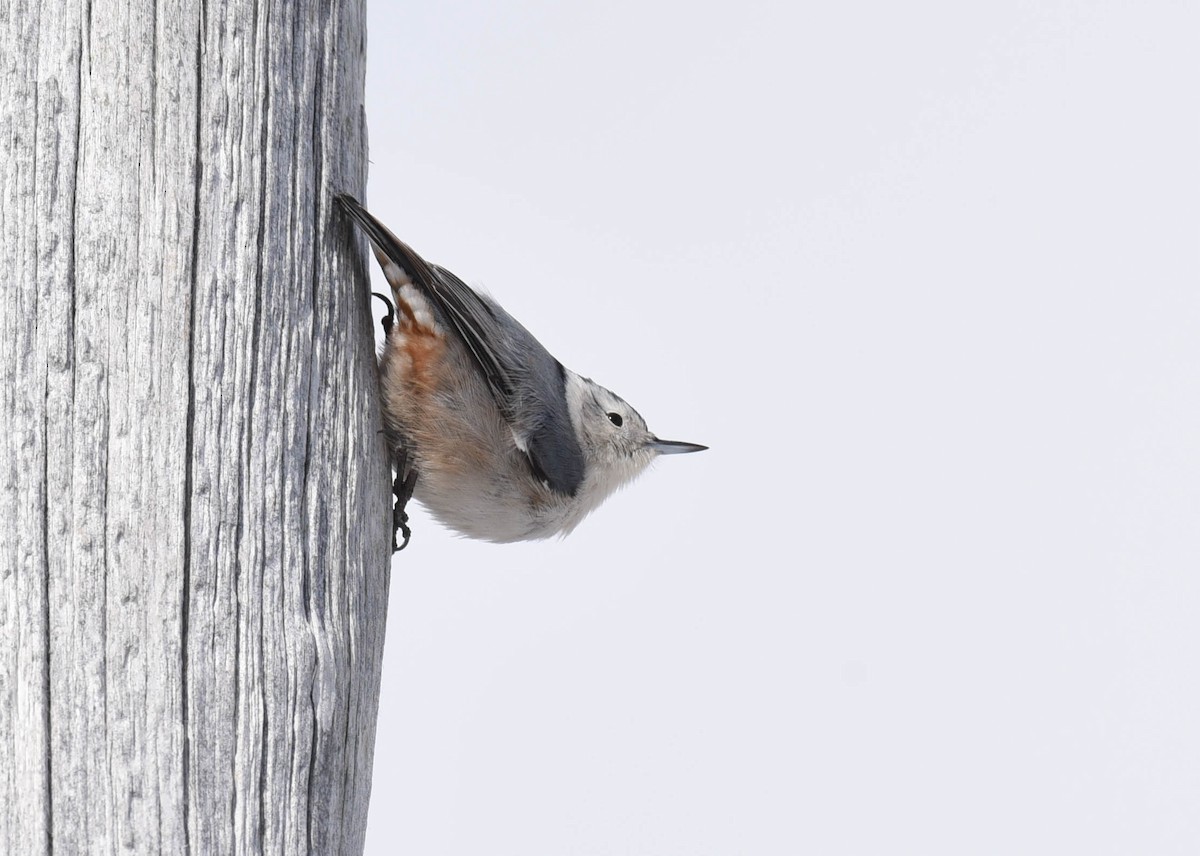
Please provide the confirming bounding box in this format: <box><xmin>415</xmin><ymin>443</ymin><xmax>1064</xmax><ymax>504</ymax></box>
<box><xmin>335</xmin><ymin>194</ymin><xmax>706</xmax><ymax>548</ymax></box>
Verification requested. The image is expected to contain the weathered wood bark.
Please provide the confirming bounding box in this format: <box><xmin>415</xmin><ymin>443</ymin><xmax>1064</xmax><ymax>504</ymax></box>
<box><xmin>1</xmin><ymin>1</ymin><xmax>392</xmax><ymax>853</ymax></box>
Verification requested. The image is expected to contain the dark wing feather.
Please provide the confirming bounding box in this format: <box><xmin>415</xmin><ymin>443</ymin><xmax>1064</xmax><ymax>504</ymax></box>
<box><xmin>336</xmin><ymin>195</ymin><xmax>515</xmax><ymax>404</ymax></box>
<box><xmin>335</xmin><ymin>194</ymin><xmax>585</xmax><ymax>496</ymax></box>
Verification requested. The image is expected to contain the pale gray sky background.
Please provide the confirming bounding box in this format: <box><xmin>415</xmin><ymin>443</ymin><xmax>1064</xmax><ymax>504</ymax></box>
<box><xmin>360</xmin><ymin>2</ymin><xmax>1199</xmax><ymax>853</ymax></box>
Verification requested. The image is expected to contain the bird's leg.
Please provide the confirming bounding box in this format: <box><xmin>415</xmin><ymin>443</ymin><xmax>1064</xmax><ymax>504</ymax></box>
<box><xmin>372</xmin><ymin>291</ymin><xmax>396</xmax><ymax>336</ymax></box>
<box><xmin>391</xmin><ymin>446</ymin><xmax>419</xmax><ymax>552</ymax></box>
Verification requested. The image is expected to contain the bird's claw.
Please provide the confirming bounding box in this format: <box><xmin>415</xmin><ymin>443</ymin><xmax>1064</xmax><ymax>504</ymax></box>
<box><xmin>372</xmin><ymin>291</ymin><xmax>396</xmax><ymax>336</ymax></box>
<box><xmin>390</xmin><ymin>449</ymin><xmax>419</xmax><ymax>552</ymax></box>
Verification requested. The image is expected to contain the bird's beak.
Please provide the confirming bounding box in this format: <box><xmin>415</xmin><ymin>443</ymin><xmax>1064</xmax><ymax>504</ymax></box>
<box><xmin>648</xmin><ymin>437</ymin><xmax>708</xmax><ymax>455</ymax></box>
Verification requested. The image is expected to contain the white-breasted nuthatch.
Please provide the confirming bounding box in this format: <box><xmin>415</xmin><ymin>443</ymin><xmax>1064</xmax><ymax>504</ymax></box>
<box><xmin>336</xmin><ymin>195</ymin><xmax>706</xmax><ymax>548</ymax></box>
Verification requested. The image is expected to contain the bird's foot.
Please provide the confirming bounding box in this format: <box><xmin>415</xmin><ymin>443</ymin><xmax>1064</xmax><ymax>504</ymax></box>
<box><xmin>390</xmin><ymin>450</ymin><xmax>419</xmax><ymax>552</ymax></box>
<box><xmin>372</xmin><ymin>291</ymin><xmax>396</xmax><ymax>336</ymax></box>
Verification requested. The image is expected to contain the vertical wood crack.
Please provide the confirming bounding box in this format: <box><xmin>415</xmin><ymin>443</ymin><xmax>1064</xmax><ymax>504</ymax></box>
<box><xmin>179</xmin><ymin>3</ymin><xmax>209</xmax><ymax>854</ymax></box>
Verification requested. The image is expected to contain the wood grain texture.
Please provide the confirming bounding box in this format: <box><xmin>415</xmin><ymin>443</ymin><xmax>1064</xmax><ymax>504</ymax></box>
<box><xmin>0</xmin><ymin>1</ymin><xmax>392</xmax><ymax>853</ymax></box>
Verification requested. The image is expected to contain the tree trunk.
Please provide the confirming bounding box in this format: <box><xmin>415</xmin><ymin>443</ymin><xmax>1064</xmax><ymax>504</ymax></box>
<box><xmin>1</xmin><ymin>1</ymin><xmax>392</xmax><ymax>853</ymax></box>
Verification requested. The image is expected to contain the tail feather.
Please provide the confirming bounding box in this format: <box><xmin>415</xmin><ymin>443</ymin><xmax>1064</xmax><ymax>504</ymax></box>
<box><xmin>335</xmin><ymin>194</ymin><xmax>441</xmax><ymax>294</ymax></box>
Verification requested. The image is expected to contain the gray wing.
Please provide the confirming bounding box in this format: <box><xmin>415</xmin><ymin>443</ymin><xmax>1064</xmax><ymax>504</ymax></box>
<box><xmin>336</xmin><ymin>195</ymin><xmax>586</xmax><ymax>496</ymax></box>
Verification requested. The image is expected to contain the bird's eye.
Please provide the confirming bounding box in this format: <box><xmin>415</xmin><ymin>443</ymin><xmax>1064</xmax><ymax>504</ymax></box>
<box><xmin>607</xmin><ymin>412</ymin><xmax>623</xmax><ymax>427</ymax></box>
